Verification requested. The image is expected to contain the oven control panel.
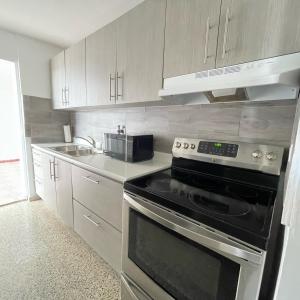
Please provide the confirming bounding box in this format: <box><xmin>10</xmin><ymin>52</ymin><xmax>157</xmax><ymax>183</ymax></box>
<box><xmin>197</xmin><ymin>141</ymin><xmax>239</xmax><ymax>157</ymax></box>
<box><xmin>172</xmin><ymin>138</ymin><xmax>285</xmax><ymax>175</ymax></box>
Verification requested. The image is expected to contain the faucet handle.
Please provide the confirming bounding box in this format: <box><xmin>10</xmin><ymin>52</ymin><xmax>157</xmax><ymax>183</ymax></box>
<box><xmin>122</xmin><ymin>125</ymin><xmax>126</xmax><ymax>135</ymax></box>
<box><xmin>87</xmin><ymin>136</ymin><xmax>96</xmax><ymax>147</ymax></box>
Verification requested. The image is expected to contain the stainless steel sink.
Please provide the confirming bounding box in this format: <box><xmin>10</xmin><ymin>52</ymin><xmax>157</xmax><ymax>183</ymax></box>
<box><xmin>50</xmin><ymin>145</ymin><xmax>97</xmax><ymax>157</ymax></box>
<box><xmin>64</xmin><ymin>149</ymin><xmax>96</xmax><ymax>157</ymax></box>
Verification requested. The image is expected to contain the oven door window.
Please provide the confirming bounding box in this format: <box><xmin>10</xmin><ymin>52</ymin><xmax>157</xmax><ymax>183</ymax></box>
<box><xmin>128</xmin><ymin>209</ymin><xmax>240</xmax><ymax>300</ymax></box>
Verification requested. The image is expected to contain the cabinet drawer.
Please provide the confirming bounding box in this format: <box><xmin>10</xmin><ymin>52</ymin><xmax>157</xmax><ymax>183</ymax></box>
<box><xmin>72</xmin><ymin>165</ymin><xmax>123</xmax><ymax>231</ymax></box>
<box><xmin>74</xmin><ymin>200</ymin><xmax>122</xmax><ymax>272</ymax></box>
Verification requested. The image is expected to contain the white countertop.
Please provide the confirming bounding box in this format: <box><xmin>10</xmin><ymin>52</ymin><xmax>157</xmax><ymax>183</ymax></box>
<box><xmin>31</xmin><ymin>143</ymin><xmax>172</xmax><ymax>183</ymax></box>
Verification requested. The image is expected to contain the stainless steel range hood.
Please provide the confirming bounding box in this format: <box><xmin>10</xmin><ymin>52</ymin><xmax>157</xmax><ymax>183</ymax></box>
<box><xmin>159</xmin><ymin>52</ymin><xmax>300</xmax><ymax>103</ymax></box>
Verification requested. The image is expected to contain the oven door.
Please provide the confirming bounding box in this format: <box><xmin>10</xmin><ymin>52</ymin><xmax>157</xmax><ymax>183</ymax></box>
<box><xmin>122</xmin><ymin>192</ymin><xmax>266</xmax><ymax>300</ymax></box>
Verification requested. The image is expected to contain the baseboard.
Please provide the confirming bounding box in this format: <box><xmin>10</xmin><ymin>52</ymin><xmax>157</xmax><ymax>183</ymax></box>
<box><xmin>29</xmin><ymin>194</ymin><xmax>41</xmax><ymax>201</ymax></box>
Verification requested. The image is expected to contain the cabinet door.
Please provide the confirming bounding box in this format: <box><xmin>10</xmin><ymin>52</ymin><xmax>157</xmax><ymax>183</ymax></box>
<box><xmin>51</xmin><ymin>51</ymin><xmax>66</xmax><ymax>109</ymax></box>
<box><xmin>216</xmin><ymin>0</ymin><xmax>300</xmax><ymax>67</ymax></box>
<box><xmin>86</xmin><ymin>24</ymin><xmax>117</xmax><ymax>106</ymax></box>
<box><xmin>32</xmin><ymin>149</ymin><xmax>45</xmax><ymax>199</ymax></box>
<box><xmin>41</xmin><ymin>152</ymin><xmax>57</xmax><ymax>213</ymax></box>
<box><xmin>116</xmin><ymin>0</ymin><xmax>166</xmax><ymax>103</ymax></box>
<box><xmin>74</xmin><ymin>200</ymin><xmax>122</xmax><ymax>272</ymax></box>
<box><xmin>164</xmin><ymin>0</ymin><xmax>221</xmax><ymax>78</ymax></box>
<box><xmin>55</xmin><ymin>158</ymin><xmax>73</xmax><ymax>228</ymax></box>
<box><xmin>65</xmin><ymin>39</ymin><xmax>87</xmax><ymax>107</ymax></box>
<box><xmin>72</xmin><ymin>165</ymin><xmax>123</xmax><ymax>231</ymax></box>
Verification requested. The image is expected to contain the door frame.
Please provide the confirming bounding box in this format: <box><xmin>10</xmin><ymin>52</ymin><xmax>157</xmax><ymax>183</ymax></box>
<box><xmin>9</xmin><ymin>59</ymin><xmax>30</xmax><ymax>201</ymax></box>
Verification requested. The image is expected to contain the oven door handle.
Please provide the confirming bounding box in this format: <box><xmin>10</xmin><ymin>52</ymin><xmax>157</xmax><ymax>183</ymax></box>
<box><xmin>121</xmin><ymin>273</ymin><xmax>152</xmax><ymax>300</ymax></box>
<box><xmin>125</xmin><ymin>193</ymin><xmax>264</xmax><ymax>265</ymax></box>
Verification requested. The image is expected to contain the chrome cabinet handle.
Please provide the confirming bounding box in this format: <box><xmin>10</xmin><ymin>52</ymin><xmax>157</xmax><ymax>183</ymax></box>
<box><xmin>82</xmin><ymin>175</ymin><xmax>100</xmax><ymax>184</ymax></box>
<box><xmin>204</xmin><ymin>17</ymin><xmax>211</xmax><ymax>64</ymax></box>
<box><xmin>61</xmin><ymin>88</ymin><xmax>64</xmax><ymax>105</ymax></box>
<box><xmin>62</xmin><ymin>87</ymin><xmax>67</xmax><ymax>106</ymax></box>
<box><xmin>109</xmin><ymin>73</ymin><xmax>116</xmax><ymax>101</ymax></box>
<box><xmin>83</xmin><ymin>214</ymin><xmax>100</xmax><ymax>227</ymax></box>
<box><xmin>222</xmin><ymin>8</ymin><xmax>231</xmax><ymax>59</ymax></box>
<box><xmin>53</xmin><ymin>162</ymin><xmax>58</xmax><ymax>181</ymax></box>
<box><xmin>116</xmin><ymin>72</ymin><xmax>123</xmax><ymax>101</ymax></box>
<box><xmin>63</xmin><ymin>87</ymin><xmax>69</xmax><ymax>106</ymax></box>
<box><xmin>49</xmin><ymin>160</ymin><xmax>54</xmax><ymax>180</ymax></box>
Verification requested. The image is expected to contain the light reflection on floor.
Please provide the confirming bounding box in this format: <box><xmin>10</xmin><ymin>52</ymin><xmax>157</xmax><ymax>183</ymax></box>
<box><xmin>0</xmin><ymin>161</ymin><xmax>26</xmax><ymax>206</ymax></box>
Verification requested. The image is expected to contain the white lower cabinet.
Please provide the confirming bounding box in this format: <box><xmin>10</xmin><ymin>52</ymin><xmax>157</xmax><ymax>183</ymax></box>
<box><xmin>55</xmin><ymin>158</ymin><xmax>73</xmax><ymax>228</ymax></box>
<box><xmin>72</xmin><ymin>165</ymin><xmax>123</xmax><ymax>231</ymax></box>
<box><xmin>40</xmin><ymin>152</ymin><xmax>57</xmax><ymax>213</ymax></box>
<box><xmin>32</xmin><ymin>149</ymin><xmax>73</xmax><ymax>226</ymax></box>
<box><xmin>32</xmin><ymin>148</ymin><xmax>123</xmax><ymax>272</ymax></box>
<box><xmin>73</xmin><ymin>200</ymin><xmax>122</xmax><ymax>272</ymax></box>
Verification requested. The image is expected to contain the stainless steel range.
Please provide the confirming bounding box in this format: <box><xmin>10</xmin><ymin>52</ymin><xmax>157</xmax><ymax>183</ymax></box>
<box><xmin>121</xmin><ymin>138</ymin><xmax>287</xmax><ymax>300</ymax></box>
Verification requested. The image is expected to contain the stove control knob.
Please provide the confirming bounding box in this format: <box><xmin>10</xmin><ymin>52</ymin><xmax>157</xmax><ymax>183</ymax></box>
<box><xmin>252</xmin><ymin>150</ymin><xmax>263</xmax><ymax>159</ymax></box>
<box><xmin>190</xmin><ymin>144</ymin><xmax>196</xmax><ymax>150</ymax></box>
<box><xmin>266</xmin><ymin>152</ymin><xmax>277</xmax><ymax>161</ymax></box>
<box><xmin>175</xmin><ymin>142</ymin><xmax>181</xmax><ymax>148</ymax></box>
<box><xmin>183</xmin><ymin>143</ymin><xmax>189</xmax><ymax>149</ymax></box>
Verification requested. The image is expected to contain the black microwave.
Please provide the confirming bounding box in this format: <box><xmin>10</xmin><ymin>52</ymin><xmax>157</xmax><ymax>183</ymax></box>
<box><xmin>104</xmin><ymin>133</ymin><xmax>154</xmax><ymax>162</ymax></box>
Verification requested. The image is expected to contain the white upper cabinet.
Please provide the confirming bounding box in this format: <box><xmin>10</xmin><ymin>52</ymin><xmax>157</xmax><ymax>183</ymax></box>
<box><xmin>86</xmin><ymin>23</ymin><xmax>117</xmax><ymax>106</ymax></box>
<box><xmin>51</xmin><ymin>51</ymin><xmax>66</xmax><ymax>109</ymax></box>
<box><xmin>216</xmin><ymin>0</ymin><xmax>300</xmax><ymax>67</ymax></box>
<box><xmin>115</xmin><ymin>0</ymin><xmax>166</xmax><ymax>103</ymax></box>
<box><xmin>65</xmin><ymin>39</ymin><xmax>87</xmax><ymax>107</ymax></box>
<box><xmin>164</xmin><ymin>0</ymin><xmax>221</xmax><ymax>78</ymax></box>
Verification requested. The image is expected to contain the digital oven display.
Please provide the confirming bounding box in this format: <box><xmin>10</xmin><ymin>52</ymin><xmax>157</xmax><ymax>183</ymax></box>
<box><xmin>197</xmin><ymin>141</ymin><xmax>239</xmax><ymax>157</ymax></box>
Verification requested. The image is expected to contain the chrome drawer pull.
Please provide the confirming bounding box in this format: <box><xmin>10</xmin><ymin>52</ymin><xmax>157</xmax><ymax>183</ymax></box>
<box><xmin>82</xmin><ymin>175</ymin><xmax>100</xmax><ymax>184</ymax></box>
<box><xmin>83</xmin><ymin>214</ymin><xmax>100</xmax><ymax>227</ymax></box>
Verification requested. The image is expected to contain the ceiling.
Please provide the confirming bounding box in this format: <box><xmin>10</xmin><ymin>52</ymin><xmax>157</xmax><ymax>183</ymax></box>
<box><xmin>0</xmin><ymin>0</ymin><xmax>144</xmax><ymax>48</ymax></box>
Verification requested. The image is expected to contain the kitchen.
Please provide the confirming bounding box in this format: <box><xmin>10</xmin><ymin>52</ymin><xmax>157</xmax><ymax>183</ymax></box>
<box><xmin>0</xmin><ymin>0</ymin><xmax>300</xmax><ymax>299</ymax></box>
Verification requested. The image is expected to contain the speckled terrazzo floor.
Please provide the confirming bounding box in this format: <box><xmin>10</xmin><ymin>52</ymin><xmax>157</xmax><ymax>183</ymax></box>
<box><xmin>0</xmin><ymin>200</ymin><xmax>121</xmax><ymax>300</ymax></box>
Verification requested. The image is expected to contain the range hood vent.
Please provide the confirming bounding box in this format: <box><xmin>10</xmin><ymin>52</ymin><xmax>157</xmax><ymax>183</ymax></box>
<box><xmin>159</xmin><ymin>53</ymin><xmax>300</xmax><ymax>103</ymax></box>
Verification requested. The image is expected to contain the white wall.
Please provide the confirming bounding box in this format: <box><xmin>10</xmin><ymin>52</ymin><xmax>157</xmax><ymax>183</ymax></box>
<box><xmin>0</xmin><ymin>59</ymin><xmax>21</xmax><ymax>160</ymax></box>
<box><xmin>0</xmin><ymin>28</ymin><xmax>63</xmax><ymax>199</ymax></box>
<box><xmin>0</xmin><ymin>28</ymin><xmax>63</xmax><ymax>98</ymax></box>
<box><xmin>274</xmin><ymin>100</ymin><xmax>300</xmax><ymax>299</ymax></box>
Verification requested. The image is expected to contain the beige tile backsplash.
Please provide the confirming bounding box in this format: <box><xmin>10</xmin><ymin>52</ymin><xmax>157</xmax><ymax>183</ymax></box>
<box><xmin>23</xmin><ymin>95</ymin><xmax>70</xmax><ymax>143</ymax></box>
<box><xmin>71</xmin><ymin>100</ymin><xmax>296</xmax><ymax>153</ymax></box>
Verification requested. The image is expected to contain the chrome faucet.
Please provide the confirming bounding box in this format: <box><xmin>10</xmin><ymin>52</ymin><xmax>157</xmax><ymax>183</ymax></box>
<box><xmin>75</xmin><ymin>136</ymin><xmax>97</xmax><ymax>148</ymax></box>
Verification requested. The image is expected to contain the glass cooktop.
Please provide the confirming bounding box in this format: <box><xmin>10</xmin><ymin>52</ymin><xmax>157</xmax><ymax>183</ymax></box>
<box><xmin>124</xmin><ymin>158</ymin><xmax>280</xmax><ymax>250</ymax></box>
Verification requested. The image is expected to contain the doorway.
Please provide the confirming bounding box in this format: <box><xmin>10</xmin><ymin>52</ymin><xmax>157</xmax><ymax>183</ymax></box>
<box><xmin>0</xmin><ymin>58</ymin><xmax>27</xmax><ymax>206</ymax></box>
